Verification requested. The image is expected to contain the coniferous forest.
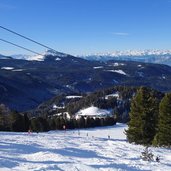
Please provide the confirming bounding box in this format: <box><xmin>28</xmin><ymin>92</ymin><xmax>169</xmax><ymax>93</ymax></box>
<box><xmin>126</xmin><ymin>87</ymin><xmax>171</xmax><ymax>147</ymax></box>
<box><xmin>0</xmin><ymin>85</ymin><xmax>171</xmax><ymax>147</ymax></box>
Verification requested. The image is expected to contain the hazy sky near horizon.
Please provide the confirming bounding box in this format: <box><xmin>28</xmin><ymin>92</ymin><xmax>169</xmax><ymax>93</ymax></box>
<box><xmin>0</xmin><ymin>0</ymin><xmax>171</xmax><ymax>55</ymax></box>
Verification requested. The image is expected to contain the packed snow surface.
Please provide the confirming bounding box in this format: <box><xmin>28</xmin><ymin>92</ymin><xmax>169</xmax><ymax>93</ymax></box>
<box><xmin>0</xmin><ymin>124</ymin><xmax>171</xmax><ymax>171</ymax></box>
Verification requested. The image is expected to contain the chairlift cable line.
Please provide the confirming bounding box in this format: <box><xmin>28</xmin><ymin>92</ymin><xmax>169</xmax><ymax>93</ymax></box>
<box><xmin>0</xmin><ymin>38</ymin><xmax>43</xmax><ymax>56</ymax></box>
<box><xmin>0</xmin><ymin>25</ymin><xmax>58</xmax><ymax>53</ymax></box>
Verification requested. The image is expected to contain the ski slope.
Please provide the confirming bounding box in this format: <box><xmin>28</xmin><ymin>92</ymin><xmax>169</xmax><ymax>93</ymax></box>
<box><xmin>0</xmin><ymin>124</ymin><xmax>171</xmax><ymax>171</ymax></box>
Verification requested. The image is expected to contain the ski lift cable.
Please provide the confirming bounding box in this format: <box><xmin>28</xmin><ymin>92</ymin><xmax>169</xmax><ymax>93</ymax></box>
<box><xmin>0</xmin><ymin>25</ymin><xmax>58</xmax><ymax>53</ymax></box>
<box><xmin>0</xmin><ymin>38</ymin><xmax>43</xmax><ymax>56</ymax></box>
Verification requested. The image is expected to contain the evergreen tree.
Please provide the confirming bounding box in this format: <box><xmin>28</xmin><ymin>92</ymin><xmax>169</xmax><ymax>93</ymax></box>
<box><xmin>153</xmin><ymin>93</ymin><xmax>171</xmax><ymax>147</ymax></box>
<box><xmin>94</xmin><ymin>118</ymin><xmax>101</xmax><ymax>127</ymax></box>
<box><xmin>30</xmin><ymin>118</ymin><xmax>39</xmax><ymax>132</ymax></box>
<box><xmin>55</xmin><ymin>117</ymin><xmax>61</xmax><ymax>129</ymax></box>
<box><xmin>48</xmin><ymin>118</ymin><xmax>56</xmax><ymax>130</ymax></box>
<box><xmin>23</xmin><ymin>113</ymin><xmax>30</xmax><ymax>131</ymax></box>
<box><xmin>60</xmin><ymin>117</ymin><xmax>66</xmax><ymax>130</ymax></box>
<box><xmin>86</xmin><ymin>117</ymin><xmax>94</xmax><ymax>128</ymax></box>
<box><xmin>30</xmin><ymin>117</ymin><xmax>49</xmax><ymax>132</ymax></box>
<box><xmin>0</xmin><ymin>104</ymin><xmax>11</xmax><ymax>131</ymax></box>
<box><xmin>125</xmin><ymin>90</ymin><xmax>143</xmax><ymax>144</ymax></box>
<box><xmin>126</xmin><ymin>87</ymin><xmax>159</xmax><ymax>145</ymax></box>
<box><xmin>105</xmin><ymin>116</ymin><xmax>116</xmax><ymax>126</ymax></box>
<box><xmin>0</xmin><ymin>108</ymin><xmax>5</xmax><ymax>130</ymax></box>
<box><xmin>77</xmin><ymin>116</ymin><xmax>85</xmax><ymax>128</ymax></box>
<box><xmin>10</xmin><ymin>111</ymin><xmax>25</xmax><ymax>132</ymax></box>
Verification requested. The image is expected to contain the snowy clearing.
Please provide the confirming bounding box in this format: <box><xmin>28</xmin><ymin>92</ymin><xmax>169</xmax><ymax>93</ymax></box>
<box><xmin>12</xmin><ymin>69</ymin><xmax>24</xmax><ymax>72</ymax></box>
<box><xmin>76</xmin><ymin>106</ymin><xmax>112</xmax><ymax>119</ymax></box>
<box><xmin>55</xmin><ymin>57</ymin><xmax>61</xmax><ymax>61</ymax></box>
<box><xmin>106</xmin><ymin>70</ymin><xmax>127</xmax><ymax>75</ymax></box>
<box><xmin>93</xmin><ymin>66</ymin><xmax>104</xmax><ymax>69</ymax></box>
<box><xmin>112</xmin><ymin>63</ymin><xmax>125</xmax><ymax>67</ymax></box>
<box><xmin>0</xmin><ymin>124</ymin><xmax>171</xmax><ymax>171</ymax></box>
<box><xmin>65</xmin><ymin>95</ymin><xmax>83</xmax><ymax>99</ymax></box>
<box><xmin>1</xmin><ymin>67</ymin><xmax>14</xmax><ymax>70</ymax></box>
<box><xmin>105</xmin><ymin>92</ymin><xmax>119</xmax><ymax>100</ymax></box>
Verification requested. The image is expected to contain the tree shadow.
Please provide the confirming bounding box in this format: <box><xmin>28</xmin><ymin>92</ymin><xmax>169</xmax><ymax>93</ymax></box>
<box><xmin>90</xmin><ymin>162</ymin><xmax>143</xmax><ymax>171</ymax></box>
<box><xmin>0</xmin><ymin>155</ymin><xmax>70</xmax><ymax>170</ymax></box>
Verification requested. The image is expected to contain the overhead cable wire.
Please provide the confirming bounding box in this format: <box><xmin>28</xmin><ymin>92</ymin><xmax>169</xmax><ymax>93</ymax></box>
<box><xmin>0</xmin><ymin>38</ymin><xmax>43</xmax><ymax>56</ymax></box>
<box><xmin>0</xmin><ymin>25</ymin><xmax>58</xmax><ymax>53</ymax></box>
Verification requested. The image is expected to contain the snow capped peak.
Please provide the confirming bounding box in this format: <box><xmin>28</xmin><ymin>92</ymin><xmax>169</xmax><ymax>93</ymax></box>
<box><xmin>9</xmin><ymin>49</ymin><xmax>68</xmax><ymax>61</ymax></box>
<box><xmin>80</xmin><ymin>49</ymin><xmax>171</xmax><ymax>58</ymax></box>
<box><xmin>44</xmin><ymin>49</ymin><xmax>68</xmax><ymax>57</ymax></box>
<box><xmin>11</xmin><ymin>54</ymin><xmax>31</xmax><ymax>60</ymax></box>
<box><xmin>79</xmin><ymin>49</ymin><xmax>171</xmax><ymax>66</ymax></box>
<box><xmin>10</xmin><ymin>53</ymin><xmax>44</xmax><ymax>61</ymax></box>
<box><xmin>0</xmin><ymin>54</ymin><xmax>12</xmax><ymax>59</ymax></box>
<box><xmin>27</xmin><ymin>54</ymin><xmax>45</xmax><ymax>61</ymax></box>
<box><xmin>28</xmin><ymin>49</ymin><xmax>68</xmax><ymax>61</ymax></box>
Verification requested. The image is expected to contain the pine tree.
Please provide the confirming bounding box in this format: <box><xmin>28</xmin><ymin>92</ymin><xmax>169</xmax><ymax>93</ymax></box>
<box><xmin>0</xmin><ymin>107</ymin><xmax>5</xmax><ymax>130</ymax></box>
<box><xmin>55</xmin><ymin>117</ymin><xmax>61</xmax><ymax>129</ymax></box>
<box><xmin>125</xmin><ymin>88</ymin><xmax>144</xmax><ymax>144</ymax></box>
<box><xmin>126</xmin><ymin>87</ymin><xmax>159</xmax><ymax>145</ymax></box>
<box><xmin>48</xmin><ymin>118</ymin><xmax>56</xmax><ymax>130</ymax></box>
<box><xmin>30</xmin><ymin>118</ymin><xmax>39</xmax><ymax>132</ymax></box>
<box><xmin>23</xmin><ymin>113</ymin><xmax>30</xmax><ymax>131</ymax></box>
<box><xmin>77</xmin><ymin>116</ymin><xmax>85</xmax><ymax>128</ymax></box>
<box><xmin>0</xmin><ymin>104</ymin><xmax>11</xmax><ymax>131</ymax></box>
<box><xmin>153</xmin><ymin>93</ymin><xmax>171</xmax><ymax>147</ymax></box>
<box><xmin>10</xmin><ymin>111</ymin><xmax>25</xmax><ymax>132</ymax></box>
<box><xmin>30</xmin><ymin>117</ymin><xmax>49</xmax><ymax>132</ymax></box>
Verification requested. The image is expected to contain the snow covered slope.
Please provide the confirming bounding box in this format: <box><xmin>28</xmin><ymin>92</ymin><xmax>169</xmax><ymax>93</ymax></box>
<box><xmin>0</xmin><ymin>124</ymin><xmax>171</xmax><ymax>171</ymax></box>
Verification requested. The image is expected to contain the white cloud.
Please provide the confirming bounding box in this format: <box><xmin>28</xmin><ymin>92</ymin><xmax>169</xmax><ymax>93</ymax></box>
<box><xmin>112</xmin><ymin>32</ymin><xmax>129</xmax><ymax>36</ymax></box>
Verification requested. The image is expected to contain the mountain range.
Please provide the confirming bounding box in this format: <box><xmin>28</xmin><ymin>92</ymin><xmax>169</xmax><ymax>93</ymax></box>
<box><xmin>0</xmin><ymin>50</ymin><xmax>171</xmax><ymax>111</ymax></box>
<box><xmin>78</xmin><ymin>49</ymin><xmax>171</xmax><ymax>66</ymax></box>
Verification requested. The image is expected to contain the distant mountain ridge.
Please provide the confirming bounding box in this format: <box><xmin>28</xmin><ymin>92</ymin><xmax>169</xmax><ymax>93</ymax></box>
<box><xmin>78</xmin><ymin>49</ymin><xmax>171</xmax><ymax>66</ymax></box>
<box><xmin>11</xmin><ymin>49</ymin><xmax>68</xmax><ymax>61</ymax></box>
<box><xmin>5</xmin><ymin>49</ymin><xmax>171</xmax><ymax>66</ymax></box>
<box><xmin>0</xmin><ymin>54</ymin><xmax>12</xmax><ymax>60</ymax></box>
<box><xmin>0</xmin><ymin>50</ymin><xmax>171</xmax><ymax>111</ymax></box>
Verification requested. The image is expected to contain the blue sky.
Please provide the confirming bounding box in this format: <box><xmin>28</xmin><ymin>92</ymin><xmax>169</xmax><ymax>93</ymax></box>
<box><xmin>0</xmin><ymin>0</ymin><xmax>171</xmax><ymax>55</ymax></box>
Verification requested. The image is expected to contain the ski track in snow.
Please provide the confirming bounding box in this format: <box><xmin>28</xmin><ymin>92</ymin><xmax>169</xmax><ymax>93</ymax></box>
<box><xmin>0</xmin><ymin>124</ymin><xmax>171</xmax><ymax>171</ymax></box>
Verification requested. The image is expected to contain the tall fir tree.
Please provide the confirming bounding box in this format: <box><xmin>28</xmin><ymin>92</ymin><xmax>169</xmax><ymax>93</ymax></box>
<box><xmin>0</xmin><ymin>104</ymin><xmax>11</xmax><ymax>131</ymax></box>
<box><xmin>10</xmin><ymin>111</ymin><xmax>25</xmax><ymax>132</ymax></box>
<box><xmin>153</xmin><ymin>93</ymin><xmax>171</xmax><ymax>147</ymax></box>
<box><xmin>125</xmin><ymin>87</ymin><xmax>144</xmax><ymax>144</ymax></box>
<box><xmin>23</xmin><ymin>113</ymin><xmax>30</xmax><ymax>131</ymax></box>
<box><xmin>126</xmin><ymin>87</ymin><xmax>160</xmax><ymax>145</ymax></box>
